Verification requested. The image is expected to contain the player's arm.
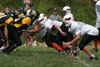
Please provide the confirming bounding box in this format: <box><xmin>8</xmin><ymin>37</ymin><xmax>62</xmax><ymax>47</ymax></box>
<box><xmin>4</xmin><ymin>27</ymin><xmax>9</xmax><ymax>46</ymax></box>
<box><xmin>20</xmin><ymin>24</ymin><xmax>28</xmax><ymax>45</ymax></box>
<box><xmin>52</xmin><ymin>25</ymin><xmax>66</xmax><ymax>36</ymax></box>
<box><xmin>70</xmin><ymin>33</ymin><xmax>80</xmax><ymax>44</ymax></box>
<box><xmin>27</xmin><ymin>25</ymin><xmax>40</xmax><ymax>33</ymax></box>
<box><xmin>64</xmin><ymin>33</ymin><xmax>80</xmax><ymax>49</ymax></box>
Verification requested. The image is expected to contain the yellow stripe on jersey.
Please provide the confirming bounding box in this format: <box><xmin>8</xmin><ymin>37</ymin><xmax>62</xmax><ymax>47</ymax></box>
<box><xmin>14</xmin><ymin>17</ymin><xmax>32</xmax><ymax>28</ymax></box>
<box><xmin>18</xmin><ymin>13</ymin><xmax>25</xmax><ymax>18</ymax></box>
<box><xmin>4</xmin><ymin>17</ymin><xmax>14</xmax><ymax>28</ymax></box>
<box><xmin>0</xmin><ymin>23</ymin><xmax>6</xmax><ymax>26</ymax></box>
<box><xmin>5</xmin><ymin>17</ymin><xmax>14</xmax><ymax>24</ymax></box>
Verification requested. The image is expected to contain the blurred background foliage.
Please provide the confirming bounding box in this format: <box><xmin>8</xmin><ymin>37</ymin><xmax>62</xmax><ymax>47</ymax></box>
<box><xmin>0</xmin><ymin>0</ymin><xmax>96</xmax><ymax>42</ymax></box>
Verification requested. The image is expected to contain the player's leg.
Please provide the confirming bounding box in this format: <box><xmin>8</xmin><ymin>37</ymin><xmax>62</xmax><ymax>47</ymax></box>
<box><xmin>91</xmin><ymin>27</ymin><xmax>100</xmax><ymax>52</ymax></box>
<box><xmin>4</xmin><ymin>25</ymin><xmax>21</xmax><ymax>55</ymax></box>
<box><xmin>79</xmin><ymin>34</ymin><xmax>97</xmax><ymax>61</ymax></box>
<box><xmin>45</xmin><ymin>32</ymin><xmax>65</xmax><ymax>53</ymax></box>
<box><xmin>0</xmin><ymin>29</ymin><xmax>7</xmax><ymax>48</ymax></box>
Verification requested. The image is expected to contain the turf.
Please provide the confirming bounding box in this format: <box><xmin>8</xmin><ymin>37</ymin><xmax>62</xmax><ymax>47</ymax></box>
<box><xmin>0</xmin><ymin>45</ymin><xmax>100</xmax><ymax>67</ymax></box>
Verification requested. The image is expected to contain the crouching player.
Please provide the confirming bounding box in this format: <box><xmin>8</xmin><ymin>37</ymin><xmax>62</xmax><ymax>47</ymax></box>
<box><xmin>3</xmin><ymin>9</ymin><xmax>40</xmax><ymax>56</ymax></box>
<box><xmin>63</xmin><ymin>14</ymin><xmax>99</xmax><ymax>61</ymax></box>
<box><xmin>36</xmin><ymin>13</ymin><xmax>72</xmax><ymax>54</ymax></box>
<box><xmin>0</xmin><ymin>10</ymin><xmax>18</xmax><ymax>52</ymax></box>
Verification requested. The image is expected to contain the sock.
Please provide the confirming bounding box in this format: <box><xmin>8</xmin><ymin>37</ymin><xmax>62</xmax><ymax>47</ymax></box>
<box><xmin>5</xmin><ymin>44</ymin><xmax>17</xmax><ymax>54</ymax></box>
<box><xmin>52</xmin><ymin>43</ymin><xmax>62</xmax><ymax>51</ymax></box>
<box><xmin>60</xmin><ymin>46</ymin><xmax>66</xmax><ymax>49</ymax></box>
<box><xmin>0</xmin><ymin>40</ymin><xmax>4</xmax><ymax>48</ymax></box>
<box><xmin>90</xmin><ymin>54</ymin><xmax>95</xmax><ymax>58</ymax></box>
<box><xmin>94</xmin><ymin>41</ymin><xmax>98</xmax><ymax>49</ymax></box>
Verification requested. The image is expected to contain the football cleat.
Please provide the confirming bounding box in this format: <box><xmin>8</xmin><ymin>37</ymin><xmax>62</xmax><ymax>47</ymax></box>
<box><xmin>91</xmin><ymin>48</ymin><xmax>98</xmax><ymax>52</ymax></box>
<box><xmin>0</xmin><ymin>46</ymin><xmax>6</xmax><ymax>51</ymax></box>
<box><xmin>59</xmin><ymin>50</ymin><xmax>66</xmax><ymax>54</ymax></box>
<box><xmin>4</xmin><ymin>53</ymin><xmax>10</xmax><ymax>56</ymax></box>
<box><xmin>74</xmin><ymin>46</ymin><xmax>80</xmax><ymax>56</ymax></box>
<box><xmin>89</xmin><ymin>56</ymin><xmax>98</xmax><ymax>61</ymax></box>
<box><xmin>65</xmin><ymin>47</ymin><xmax>72</xmax><ymax>54</ymax></box>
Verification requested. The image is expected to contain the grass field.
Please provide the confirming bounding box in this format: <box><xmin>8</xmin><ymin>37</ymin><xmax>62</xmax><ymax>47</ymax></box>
<box><xmin>0</xmin><ymin>45</ymin><xmax>100</xmax><ymax>67</ymax></box>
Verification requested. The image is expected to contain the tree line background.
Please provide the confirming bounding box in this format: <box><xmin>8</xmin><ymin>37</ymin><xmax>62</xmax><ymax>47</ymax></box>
<box><xmin>0</xmin><ymin>0</ymin><xmax>96</xmax><ymax>43</ymax></box>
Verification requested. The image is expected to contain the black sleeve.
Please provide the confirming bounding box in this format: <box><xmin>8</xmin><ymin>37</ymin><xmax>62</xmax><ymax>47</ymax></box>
<box><xmin>0</xmin><ymin>18</ymin><xmax>5</xmax><ymax>24</ymax></box>
<box><xmin>17</xmin><ymin>24</ymin><xmax>27</xmax><ymax>31</ymax></box>
<box><xmin>51</xmin><ymin>25</ymin><xmax>55</xmax><ymax>30</ymax></box>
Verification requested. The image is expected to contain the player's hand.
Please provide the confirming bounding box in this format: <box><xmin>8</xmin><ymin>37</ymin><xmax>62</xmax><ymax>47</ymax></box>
<box><xmin>70</xmin><ymin>50</ymin><xmax>74</xmax><ymax>57</ymax></box>
<box><xmin>27</xmin><ymin>29</ymin><xmax>31</xmax><ymax>32</ymax></box>
<box><xmin>66</xmin><ymin>42</ymin><xmax>71</xmax><ymax>45</ymax></box>
<box><xmin>61</xmin><ymin>32</ymin><xmax>67</xmax><ymax>36</ymax></box>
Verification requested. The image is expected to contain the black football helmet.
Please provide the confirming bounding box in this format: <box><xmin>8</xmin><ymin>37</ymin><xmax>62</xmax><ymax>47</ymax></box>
<box><xmin>8</xmin><ymin>9</ymin><xmax>19</xmax><ymax>19</ymax></box>
<box><xmin>29</xmin><ymin>9</ymin><xmax>40</xmax><ymax>22</ymax></box>
<box><xmin>17</xmin><ymin>6</ymin><xmax>27</xmax><ymax>15</ymax></box>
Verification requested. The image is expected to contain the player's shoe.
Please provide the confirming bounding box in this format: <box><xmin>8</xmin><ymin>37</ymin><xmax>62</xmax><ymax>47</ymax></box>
<box><xmin>0</xmin><ymin>46</ymin><xmax>6</xmax><ymax>51</ymax></box>
<box><xmin>89</xmin><ymin>56</ymin><xmax>98</xmax><ymax>61</ymax></box>
<box><xmin>74</xmin><ymin>46</ymin><xmax>80</xmax><ymax>56</ymax></box>
<box><xmin>59</xmin><ymin>50</ymin><xmax>66</xmax><ymax>54</ymax></box>
<box><xmin>4</xmin><ymin>53</ymin><xmax>10</xmax><ymax>56</ymax></box>
<box><xmin>91</xmin><ymin>48</ymin><xmax>98</xmax><ymax>52</ymax></box>
<box><xmin>65</xmin><ymin>47</ymin><xmax>72</xmax><ymax>54</ymax></box>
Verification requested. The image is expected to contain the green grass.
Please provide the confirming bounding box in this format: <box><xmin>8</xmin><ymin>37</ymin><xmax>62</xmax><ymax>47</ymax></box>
<box><xmin>0</xmin><ymin>45</ymin><xmax>100</xmax><ymax>67</ymax></box>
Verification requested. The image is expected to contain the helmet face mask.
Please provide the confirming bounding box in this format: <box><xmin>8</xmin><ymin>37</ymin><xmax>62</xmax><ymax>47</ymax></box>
<box><xmin>8</xmin><ymin>9</ymin><xmax>19</xmax><ymax>19</ymax></box>
<box><xmin>38</xmin><ymin>17</ymin><xmax>47</xmax><ymax>28</ymax></box>
<box><xmin>63</xmin><ymin>15</ymin><xmax>73</xmax><ymax>27</ymax></box>
<box><xmin>63</xmin><ymin>20</ymin><xmax>72</xmax><ymax>27</ymax></box>
<box><xmin>29</xmin><ymin>9</ymin><xmax>40</xmax><ymax>22</ymax></box>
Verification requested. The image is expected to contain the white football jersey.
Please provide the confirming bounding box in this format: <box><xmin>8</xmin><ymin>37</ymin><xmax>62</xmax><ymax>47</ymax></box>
<box><xmin>36</xmin><ymin>27</ymin><xmax>47</xmax><ymax>37</ymax></box>
<box><xmin>70</xmin><ymin>21</ymin><xmax>99</xmax><ymax>37</ymax></box>
<box><xmin>95</xmin><ymin>1</ymin><xmax>100</xmax><ymax>28</ymax></box>
<box><xmin>45</xmin><ymin>19</ymin><xmax>62</xmax><ymax>36</ymax></box>
<box><xmin>33</xmin><ymin>23</ymin><xmax>47</xmax><ymax>37</ymax></box>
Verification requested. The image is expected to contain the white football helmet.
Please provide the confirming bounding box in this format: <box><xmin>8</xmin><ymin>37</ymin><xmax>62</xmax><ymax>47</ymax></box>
<box><xmin>63</xmin><ymin>14</ymin><xmax>73</xmax><ymax>27</ymax></box>
<box><xmin>62</xmin><ymin>6</ymin><xmax>71</xmax><ymax>15</ymax></box>
<box><xmin>38</xmin><ymin>13</ymin><xmax>47</xmax><ymax>28</ymax></box>
<box><xmin>93</xmin><ymin>0</ymin><xmax>100</xmax><ymax>2</ymax></box>
<box><xmin>40</xmin><ymin>13</ymin><xmax>47</xmax><ymax>18</ymax></box>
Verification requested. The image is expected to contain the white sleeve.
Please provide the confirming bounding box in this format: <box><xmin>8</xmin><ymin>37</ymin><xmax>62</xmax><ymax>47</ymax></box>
<box><xmin>71</xmin><ymin>23</ymin><xmax>81</xmax><ymax>36</ymax></box>
<box><xmin>96</xmin><ymin>12</ymin><xmax>100</xmax><ymax>23</ymax></box>
<box><xmin>75</xmin><ymin>24</ymin><xmax>81</xmax><ymax>35</ymax></box>
<box><xmin>45</xmin><ymin>21</ymin><xmax>54</xmax><ymax>31</ymax></box>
